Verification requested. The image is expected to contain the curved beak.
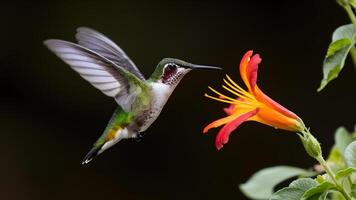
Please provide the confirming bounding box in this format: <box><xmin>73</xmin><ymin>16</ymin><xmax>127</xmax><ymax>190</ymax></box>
<box><xmin>189</xmin><ymin>64</ymin><xmax>222</xmax><ymax>70</ymax></box>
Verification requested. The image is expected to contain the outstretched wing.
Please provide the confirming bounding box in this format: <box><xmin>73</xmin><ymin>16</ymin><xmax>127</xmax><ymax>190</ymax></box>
<box><xmin>44</xmin><ymin>39</ymin><xmax>148</xmax><ymax>112</ymax></box>
<box><xmin>75</xmin><ymin>27</ymin><xmax>145</xmax><ymax>80</ymax></box>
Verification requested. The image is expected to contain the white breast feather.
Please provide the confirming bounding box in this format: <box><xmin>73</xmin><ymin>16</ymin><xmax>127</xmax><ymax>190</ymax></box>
<box><xmin>139</xmin><ymin>82</ymin><xmax>172</xmax><ymax>131</ymax></box>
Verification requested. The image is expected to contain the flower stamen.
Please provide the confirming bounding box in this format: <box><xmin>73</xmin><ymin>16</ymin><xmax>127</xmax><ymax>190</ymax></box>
<box><xmin>225</xmin><ymin>75</ymin><xmax>255</xmax><ymax>99</ymax></box>
<box><xmin>205</xmin><ymin>93</ymin><xmax>255</xmax><ymax>107</ymax></box>
<box><xmin>222</xmin><ymin>85</ymin><xmax>254</xmax><ymax>102</ymax></box>
<box><xmin>204</xmin><ymin>94</ymin><xmax>236</xmax><ymax>104</ymax></box>
<box><xmin>208</xmin><ymin>86</ymin><xmax>236</xmax><ymax>102</ymax></box>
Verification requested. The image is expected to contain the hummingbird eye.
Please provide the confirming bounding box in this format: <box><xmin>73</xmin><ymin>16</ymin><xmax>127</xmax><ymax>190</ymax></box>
<box><xmin>166</xmin><ymin>63</ymin><xmax>177</xmax><ymax>70</ymax></box>
<box><xmin>162</xmin><ymin>63</ymin><xmax>179</xmax><ymax>83</ymax></box>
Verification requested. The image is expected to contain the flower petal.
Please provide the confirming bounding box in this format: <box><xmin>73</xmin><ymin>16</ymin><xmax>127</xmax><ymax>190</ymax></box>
<box><xmin>215</xmin><ymin>108</ymin><xmax>259</xmax><ymax>150</ymax></box>
<box><xmin>223</xmin><ymin>97</ymin><xmax>244</xmax><ymax>115</ymax></box>
<box><xmin>239</xmin><ymin>50</ymin><xmax>253</xmax><ymax>90</ymax></box>
<box><xmin>254</xmin><ymin>86</ymin><xmax>300</xmax><ymax>120</ymax></box>
<box><xmin>204</xmin><ymin>102</ymin><xmax>255</xmax><ymax>133</ymax></box>
<box><xmin>246</xmin><ymin>54</ymin><xmax>261</xmax><ymax>92</ymax></box>
<box><xmin>224</xmin><ymin>104</ymin><xmax>235</xmax><ymax>115</ymax></box>
<box><xmin>203</xmin><ymin>114</ymin><xmax>239</xmax><ymax>133</ymax></box>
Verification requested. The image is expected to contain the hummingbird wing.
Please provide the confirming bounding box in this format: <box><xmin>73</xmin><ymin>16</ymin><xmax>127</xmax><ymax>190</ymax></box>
<box><xmin>44</xmin><ymin>39</ymin><xmax>148</xmax><ymax>112</ymax></box>
<box><xmin>75</xmin><ymin>27</ymin><xmax>145</xmax><ymax>80</ymax></box>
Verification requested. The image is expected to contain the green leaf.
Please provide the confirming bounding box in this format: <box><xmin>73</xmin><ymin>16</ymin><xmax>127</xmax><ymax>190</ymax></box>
<box><xmin>290</xmin><ymin>178</ymin><xmax>318</xmax><ymax>191</ymax></box>
<box><xmin>270</xmin><ymin>178</ymin><xmax>317</xmax><ymax>200</ymax></box>
<box><xmin>331</xmin><ymin>191</ymin><xmax>346</xmax><ymax>200</ymax></box>
<box><xmin>327</xmin><ymin>127</ymin><xmax>353</xmax><ymax>171</ymax></box>
<box><xmin>327</xmin><ymin>147</ymin><xmax>345</xmax><ymax>172</ymax></box>
<box><xmin>240</xmin><ymin>166</ymin><xmax>310</xmax><ymax>199</ymax></box>
<box><xmin>317</xmin><ymin>192</ymin><xmax>329</xmax><ymax>200</ymax></box>
<box><xmin>335</xmin><ymin>127</ymin><xmax>353</xmax><ymax>154</ymax></box>
<box><xmin>335</xmin><ymin>167</ymin><xmax>356</xmax><ymax>180</ymax></box>
<box><xmin>270</xmin><ymin>179</ymin><xmax>334</xmax><ymax>200</ymax></box>
<box><xmin>316</xmin><ymin>175</ymin><xmax>326</xmax><ymax>184</ymax></box>
<box><xmin>344</xmin><ymin>141</ymin><xmax>356</xmax><ymax>167</ymax></box>
<box><xmin>302</xmin><ymin>181</ymin><xmax>336</xmax><ymax>200</ymax></box>
<box><xmin>318</xmin><ymin>24</ymin><xmax>356</xmax><ymax>91</ymax></box>
<box><xmin>351</xmin><ymin>184</ymin><xmax>356</xmax><ymax>197</ymax></box>
<box><xmin>270</xmin><ymin>187</ymin><xmax>305</xmax><ymax>200</ymax></box>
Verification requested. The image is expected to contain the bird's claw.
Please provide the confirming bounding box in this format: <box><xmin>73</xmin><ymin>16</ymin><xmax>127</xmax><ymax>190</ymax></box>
<box><xmin>134</xmin><ymin>132</ymin><xmax>144</xmax><ymax>142</ymax></box>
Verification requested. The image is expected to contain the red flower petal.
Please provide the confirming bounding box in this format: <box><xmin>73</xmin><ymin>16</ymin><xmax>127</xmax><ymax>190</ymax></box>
<box><xmin>254</xmin><ymin>87</ymin><xmax>300</xmax><ymax>120</ymax></box>
<box><xmin>239</xmin><ymin>50</ymin><xmax>254</xmax><ymax>89</ymax></box>
<box><xmin>224</xmin><ymin>104</ymin><xmax>235</xmax><ymax>115</ymax></box>
<box><xmin>246</xmin><ymin>54</ymin><xmax>261</xmax><ymax>92</ymax></box>
<box><xmin>215</xmin><ymin>108</ymin><xmax>259</xmax><ymax>150</ymax></box>
<box><xmin>203</xmin><ymin>114</ymin><xmax>241</xmax><ymax>134</ymax></box>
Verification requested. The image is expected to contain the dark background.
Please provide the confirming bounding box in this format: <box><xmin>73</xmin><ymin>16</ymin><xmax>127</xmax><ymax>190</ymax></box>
<box><xmin>1</xmin><ymin>1</ymin><xmax>356</xmax><ymax>199</ymax></box>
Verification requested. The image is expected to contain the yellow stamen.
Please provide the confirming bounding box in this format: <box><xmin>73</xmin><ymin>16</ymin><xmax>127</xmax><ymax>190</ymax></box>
<box><xmin>222</xmin><ymin>78</ymin><xmax>253</xmax><ymax>100</ymax></box>
<box><xmin>208</xmin><ymin>86</ymin><xmax>236</xmax><ymax>102</ymax></box>
<box><xmin>205</xmin><ymin>93</ymin><xmax>256</xmax><ymax>107</ymax></box>
<box><xmin>222</xmin><ymin>84</ymin><xmax>254</xmax><ymax>102</ymax></box>
<box><xmin>204</xmin><ymin>93</ymin><xmax>236</xmax><ymax>104</ymax></box>
<box><xmin>225</xmin><ymin>74</ymin><xmax>255</xmax><ymax>99</ymax></box>
<box><xmin>222</xmin><ymin>78</ymin><xmax>243</xmax><ymax>95</ymax></box>
<box><xmin>225</xmin><ymin>75</ymin><xmax>249</xmax><ymax>94</ymax></box>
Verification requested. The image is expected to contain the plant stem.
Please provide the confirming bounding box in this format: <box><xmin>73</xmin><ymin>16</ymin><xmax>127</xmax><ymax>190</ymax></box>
<box><xmin>349</xmin><ymin>47</ymin><xmax>356</xmax><ymax>67</ymax></box>
<box><xmin>345</xmin><ymin>5</ymin><xmax>356</xmax><ymax>27</ymax></box>
<box><xmin>302</xmin><ymin>128</ymin><xmax>352</xmax><ymax>200</ymax></box>
<box><xmin>315</xmin><ymin>155</ymin><xmax>352</xmax><ymax>200</ymax></box>
<box><xmin>344</xmin><ymin>5</ymin><xmax>356</xmax><ymax>69</ymax></box>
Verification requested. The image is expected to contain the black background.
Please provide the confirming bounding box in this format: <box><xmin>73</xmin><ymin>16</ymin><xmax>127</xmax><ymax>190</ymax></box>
<box><xmin>2</xmin><ymin>1</ymin><xmax>356</xmax><ymax>199</ymax></box>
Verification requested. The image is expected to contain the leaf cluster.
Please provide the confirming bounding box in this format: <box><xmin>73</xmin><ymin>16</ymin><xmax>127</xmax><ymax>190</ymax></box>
<box><xmin>240</xmin><ymin>127</ymin><xmax>356</xmax><ymax>200</ymax></box>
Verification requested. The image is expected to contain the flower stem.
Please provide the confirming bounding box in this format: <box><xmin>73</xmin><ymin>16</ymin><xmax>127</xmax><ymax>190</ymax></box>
<box><xmin>344</xmin><ymin>5</ymin><xmax>356</xmax><ymax>69</ymax></box>
<box><xmin>349</xmin><ymin>48</ymin><xmax>356</xmax><ymax>68</ymax></box>
<box><xmin>302</xmin><ymin>128</ymin><xmax>352</xmax><ymax>200</ymax></box>
<box><xmin>345</xmin><ymin>5</ymin><xmax>356</xmax><ymax>27</ymax></box>
<box><xmin>315</xmin><ymin>155</ymin><xmax>352</xmax><ymax>200</ymax></box>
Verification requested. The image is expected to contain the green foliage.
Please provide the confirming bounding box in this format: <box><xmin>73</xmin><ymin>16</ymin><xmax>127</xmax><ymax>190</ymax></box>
<box><xmin>335</xmin><ymin>167</ymin><xmax>356</xmax><ymax>180</ymax></box>
<box><xmin>327</xmin><ymin>127</ymin><xmax>354</xmax><ymax>171</ymax></box>
<box><xmin>337</xmin><ymin>0</ymin><xmax>356</xmax><ymax>8</ymax></box>
<box><xmin>302</xmin><ymin>181</ymin><xmax>336</xmax><ymax>200</ymax></box>
<box><xmin>269</xmin><ymin>187</ymin><xmax>306</xmax><ymax>200</ymax></box>
<box><xmin>239</xmin><ymin>166</ymin><xmax>310</xmax><ymax>199</ymax></box>
<box><xmin>344</xmin><ymin>141</ymin><xmax>356</xmax><ymax>167</ymax></box>
<box><xmin>351</xmin><ymin>184</ymin><xmax>356</xmax><ymax>197</ymax></box>
<box><xmin>270</xmin><ymin>176</ymin><xmax>337</xmax><ymax>200</ymax></box>
<box><xmin>335</xmin><ymin>127</ymin><xmax>354</xmax><ymax>154</ymax></box>
<box><xmin>290</xmin><ymin>178</ymin><xmax>319</xmax><ymax>191</ymax></box>
<box><xmin>318</xmin><ymin>24</ymin><xmax>356</xmax><ymax>92</ymax></box>
<box><xmin>242</xmin><ymin>127</ymin><xmax>356</xmax><ymax>200</ymax></box>
<box><xmin>270</xmin><ymin>178</ymin><xmax>317</xmax><ymax>200</ymax></box>
<box><xmin>327</xmin><ymin>147</ymin><xmax>346</xmax><ymax>171</ymax></box>
<box><xmin>269</xmin><ymin>178</ymin><xmax>333</xmax><ymax>200</ymax></box>
<box><xmin>331</xmin><ymin>191</ymin><xmax>347</xmax><ymax>200</ymax></box>
<box><xmin>349</xmin><ymin>0</ymin><xmax>356</xmax><ymax>9</ymax></box>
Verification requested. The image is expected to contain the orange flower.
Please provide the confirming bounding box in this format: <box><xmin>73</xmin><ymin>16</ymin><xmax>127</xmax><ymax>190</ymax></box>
<box><xmin>203</xmin><ymin>51</ymin><xmax>305</xmax><ymax>150</ymax></box>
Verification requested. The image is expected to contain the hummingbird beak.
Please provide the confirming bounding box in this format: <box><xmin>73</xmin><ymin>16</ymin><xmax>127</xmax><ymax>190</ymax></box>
<box><xmin>188</xmin><ymin>64</ymin><xmax>222</xmax><ymax>70</ymax></box>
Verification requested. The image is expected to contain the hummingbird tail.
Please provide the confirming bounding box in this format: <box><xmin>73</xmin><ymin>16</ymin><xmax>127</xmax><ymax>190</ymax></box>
<box><xmin>82</xmin><ymin>108</ymin><xmax>133</xmax><ymax>165</ymax></box>
<box><xmin>81</xmin><ymin>128</ymin><xmax>130</xmax><ymax>165</ymax></box>
<box><xmin>82</xmin><ymin>137</ymin><xmax>124</xmax><ymax>165</ymax></box>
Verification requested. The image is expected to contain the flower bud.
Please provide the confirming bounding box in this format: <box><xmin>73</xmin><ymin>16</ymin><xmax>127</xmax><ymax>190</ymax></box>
<box><xmin>301</xmin><ymin>133</ymin><xmax>322</xmax><ymax>159</ymax></box>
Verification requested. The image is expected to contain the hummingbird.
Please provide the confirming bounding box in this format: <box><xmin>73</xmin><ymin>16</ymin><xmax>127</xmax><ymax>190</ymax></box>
<box><xmin>44</xmin><ymin>27</ymin><xmax>220</xmax><ymax>164</ymax></box>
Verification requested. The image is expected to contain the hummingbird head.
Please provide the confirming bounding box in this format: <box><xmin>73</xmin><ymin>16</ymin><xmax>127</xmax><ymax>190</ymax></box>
<box><xmin>149</xmin><ymin>58</ymin><xmax>221</xmax><ymax>86</ymax></box>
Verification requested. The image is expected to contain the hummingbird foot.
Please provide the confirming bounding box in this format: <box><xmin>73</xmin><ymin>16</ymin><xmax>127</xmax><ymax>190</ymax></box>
<box><xmin>133</xmin><ymin>132</ymin><xmax>144</xmax><ymax>142</ymax></box>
